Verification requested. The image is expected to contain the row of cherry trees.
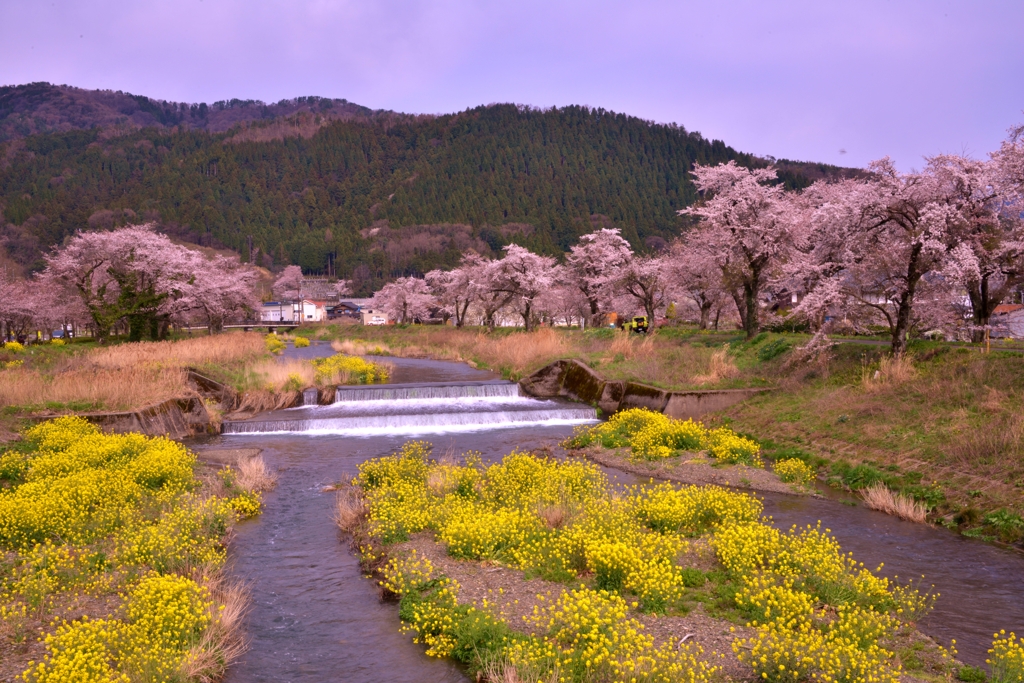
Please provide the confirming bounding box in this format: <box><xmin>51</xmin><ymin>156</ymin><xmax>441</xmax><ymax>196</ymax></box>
<box><xmin>4</xmin><ymin>126</ymin><xmax>1020</xmax><ymax>353</ymax></box>
<box><xmin>371</xmin><ymin>126</ymin><xmax>1024</xmax><ymax>355</ymax></box>
<box><xmin>1</xmin><ymin>224</ymin><xmax>259</xmax><ymax>342</ymax></box>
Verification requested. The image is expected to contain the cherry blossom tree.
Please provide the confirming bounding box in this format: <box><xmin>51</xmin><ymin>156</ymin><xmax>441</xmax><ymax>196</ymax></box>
<box><xmin>680</xmin><ymin>162</ymin><xmax>801</xmax><ymax>338</ymax></box>
<box><xmin>680</xmin><ymin>162</ymin><xmax>800</xmax><ymax>334</ymax></box>
<box><xmin>425</xmin><ymin>252</ymin><xmax>486</xmax><ymax>327</ymax></box>
<box><xmin>370</xmin><ymin>276</ymin><xmax>433</xmax><ymax>324</ymax></box>
<box><xmin>42</xmin><ymin>225</ymin><xmax>205</xmax><ymax>342</ymax></box>
<box><xmin>666</xmin><ymin>238</ymin><xmax>727</xmax><ymax>330</ymax></box>
<box><xmin>612</xmin><ymin>255</ymin><xmax>672</xmax><ymax>323</ymax></box>
<box><xmin>40</xmin><ymin>224</ymin><xmax>261</xmax><ymax>341</ymax></box>
<box><xmin>795</xmin><ymin>158</ymin><xmax>959</xmax><ymax>355</ymax></box>
<box><xmin>563</xmin><ymin>228</ymin><xmax>634</xmax><ymax>326</ymax></box>
<box><xmin>273</xmin><ymin>265</ymin><xmax>304</xmax><ymax>300</ymax></box>
<box><xmin>537</xmin><ymin>280</ymin><xmax>591</xmax><ymax>328</ymax></box>
<box><xmin>928</xmin><ymin>153</ymin><xmax>1024</xmax><ymax>340</ymax></box>
<box><xmin>334</xmin><ymin>279</ymin><xmax>353</xmax><ymax>298</ymax></box>
<box><xmin>175</xmin><ymin>254</ymin><xmax>261</xmax><ymax>332</ymax></box>
<box><xmin>485</xmin><ymin>244</ymin><xmax>557</xmax><ymax>331</ymax></box>
<box><xmin>0</xmin><ymin>272</ymin><xmax>38</xmax><ymax>341</ymax></box>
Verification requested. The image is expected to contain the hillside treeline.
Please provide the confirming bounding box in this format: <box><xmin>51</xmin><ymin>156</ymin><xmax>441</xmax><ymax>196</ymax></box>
<box><xmin>0</xmin><ymin>102</ymin><xmax>842</xmax><ymax>294</ymax></box>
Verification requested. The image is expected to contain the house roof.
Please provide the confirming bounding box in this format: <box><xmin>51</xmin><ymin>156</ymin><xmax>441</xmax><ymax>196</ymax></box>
<box><xmin>993</xmin><ymin>304</ymin><xmax>1024</xmax><ymax>315</ymax></box>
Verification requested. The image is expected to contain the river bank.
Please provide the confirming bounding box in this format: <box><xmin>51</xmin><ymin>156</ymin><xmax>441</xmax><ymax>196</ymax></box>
<box><xmin>0</xmin><ymin>335</ymin><xmax>394</xmax><ymax>441</ymax></box>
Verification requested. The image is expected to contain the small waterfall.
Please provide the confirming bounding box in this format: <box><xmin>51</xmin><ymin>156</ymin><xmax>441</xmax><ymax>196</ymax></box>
<box><xmin>302</xmin><ymin>388</ymin><xmax>319</xmax><ymax>406</ymax></box>
<box><xmin>223</xmin><ymin>380</ymin><xmax>596</xmax><ymax>436</ymax></box>
<box><xmin>333</xmin><ymin>381</ymin><xmax>521</xmax><ymax>402</ymax></box>
<box><xmin>222</xmin><ymin>405</ymin><xmax>596</xmax><ymax>435</ymax></box>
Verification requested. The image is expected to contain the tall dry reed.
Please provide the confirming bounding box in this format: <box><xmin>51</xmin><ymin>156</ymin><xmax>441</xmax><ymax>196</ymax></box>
<box><xmin>860</xmin><ymin>482</ymin><xmax>928</xmax><ymax>522</ymax></box>
<box><xmin>179</xmin><ymin>573</ymin><xmax>249</xmax><ymax>683</ymax></box>
<box><xmin>862</xmin><ymin>355</ymin><xmax>916</xmax><ymax>391</ymax></box>
<box><xmin>0</xmin><ymin>333</ymin><xmax>271</xmax><ymax>411</ymax></box>
<box><xmin>87</xmin><ymin>333</ymin><xmax>265</xmax><ymax>369</ymax></box>
<box><xmin>467</xmin><ymin>328</ymin><xmax>570</xmax><ymax>375</ymax></box>
<box><xmin>250</xmin><ymin>359</ymin><xmax>316</xmax><ymax>390</ymax></box>
<box><xmin>334</xmin><ymin>487</ymin><xmax>367</xmax><ymax>533</ymax></box>
<box><xmin>692</xmin><ymin>347</ymin><xmax>740</xmax><ymax>386</ymax></box>
<box><xmin>236</xmin><ymin>454</ymin><xmax>277</xmax><ymax>493</ymax></box>
<box><xmin>0</xmin><ymin>365</ymin><xmax>189</xmax><ymax>410</ymax></box>
<box><xmin>331</xmin><ymin>339</ymin><xmax>393</xmax><ymax>356</ymax></box>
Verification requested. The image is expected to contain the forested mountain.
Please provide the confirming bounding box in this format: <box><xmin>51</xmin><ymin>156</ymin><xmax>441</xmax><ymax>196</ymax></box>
<box><xmin>0</xmin><ymin>82</ymin><xmax>382</xmax><ymax>141</ymax></box>
<box><xmin>0</xmin><ymin>84</ymin><xmax>854</xmax><ymax>294</ymax></box>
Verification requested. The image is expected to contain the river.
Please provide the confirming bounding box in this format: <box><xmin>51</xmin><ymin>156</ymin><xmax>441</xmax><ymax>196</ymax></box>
<box><xmin>201</xmin><ymin>347</ymin><xmax>1023</xmax><ymax>681</ymax></box>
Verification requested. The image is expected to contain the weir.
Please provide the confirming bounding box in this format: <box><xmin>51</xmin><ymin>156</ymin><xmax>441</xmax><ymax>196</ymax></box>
<box><xmin>332</xmin><ymin>380</ymin><xmax>521</xmax><ymax>402</ymax></box>
<box><xmin>223</xmin><ymin>380</ymin><xmax>596</xmax><ymax>436</ymax></box>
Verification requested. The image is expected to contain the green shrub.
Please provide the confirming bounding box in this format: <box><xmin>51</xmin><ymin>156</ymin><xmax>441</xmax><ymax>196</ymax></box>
<box><xmin>757</xmin><ymin>338</ymin><xmax>791</xmax><ymax>361</ymax></box>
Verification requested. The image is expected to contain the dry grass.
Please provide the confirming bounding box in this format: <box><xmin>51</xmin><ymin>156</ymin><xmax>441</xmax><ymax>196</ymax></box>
<box><xmin>250</xmin><ymin>358</ymin><xmax>316</xmax><ymax>391</ymax></box>
<box><xmin>236</xmin><ymin>454</ymin><xmax>277</xmax><ymax>493</ymax></box>
<box><xmin>609</xmin><ymin>332</ymin><xmax>636</xmax><ymax>358</ymax></box>
<box><xmin>232</xmin><ymin>390</ymin><xmax>301</xmax><ymax>415</ymax></box>
<box><xmin>536</xmin><ymin>504</ymin><xmax>568</xmax><ymax>530</ymax></box>
<box><xmin>0</xmin><ymin>365</ymin><xmax>189</xmax><ymax>410</ymax></box>
<box><xmin>465</xmin><ymin>328</ymin><xmax>570</xmax><ymax>376</ymax></box>
<box><xmin>334</xmin><ymin>487</ymin><xmax>367</xmax><ymax>533</ymax></box>
<box><xmin>946</xmin><ymin>414</ymin><xmax>1024</xmax><ymax>469</ymax></box>
<box><xmin>692</xmin><ymin>347</ymin><xmax>740</xmax><ymax>386</ymax></box>
<box><xmin>861</xmin><ymin>355</ymin><xmax>916</xmax><ymax>391</ymax></box>
<box><xmin>331</xmin><ymin>339</ymin><xmax>393</xmax><ymax>355</ymax></box>
<box><xmin>179</xmin><ymin>573</ymin><xmax>249</xmax><ymax>683</ymax></box>
<box><xmin>347</xmin><ymin>327</ymin><xmax>571</xmax><ymax>377</ymax></box>
<box><xmin>87</xmin><ymin>333</ymin><xmax>265</xmax><ymax>369</ymax></box>
<box><xmin>0</xmin><ymin>334</ymin><xmax>268</xmax><ymax>411</ymax></box>
<box><xmin>426</xmin><ymin>469</ymin><xmax>454</xmax><ymax>496</ymax></box>
<box><xmin>860</xmin><ymin>483</ymin><xmax>928</xmax><ymax>522</ymax></box>
<box><xmin>482</xmin><ymin>658</ymin><xmax>559</xmax><ymax>683</ymax></box>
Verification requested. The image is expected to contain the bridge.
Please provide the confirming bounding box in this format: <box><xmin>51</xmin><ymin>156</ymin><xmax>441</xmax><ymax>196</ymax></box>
<box><xmin>222</xmin><ymin>321</ymin><xmax>301</xmax><ymax>332</ymax></box>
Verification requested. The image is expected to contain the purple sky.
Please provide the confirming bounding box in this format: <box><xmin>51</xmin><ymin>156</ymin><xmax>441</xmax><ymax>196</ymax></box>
<box><xmin>2</xmin><ymin>0</ymin><xmax>1021</xmax><ymax>169</ymax></box>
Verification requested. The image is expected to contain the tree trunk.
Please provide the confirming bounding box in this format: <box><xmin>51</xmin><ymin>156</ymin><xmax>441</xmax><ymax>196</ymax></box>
<box><xmin>522</xmin><ymin>301</ymin><xmax>533</xmax><ymax>331</ymax></box>
<box><xmin>698</xmin><ymin>302</ymin><xmax>712</xmax><ymax>330</ymax></box>
<box><xmin>890</xmin><ymin>244</ymin><xmax>924</xmax><ymax>356</ymax></box>
<box><xmin>968</xmin><ymin>274</ymin><xmax>993</xmax><ymax>343</ymax></box>
<box><xmin>730</xmin><ymin>289</ymin><xmax>747</xmax><ymax>333</ymax></box>
<box><xmin>456</xmin><ymin>299</ymin><xmax>471</xmax><ymax>327</ymax></box>
<box><xmin>128</xmin><ymin>314</ymin><xmax>148</xmax><ymax>342</ymax></box>
<box><xmin>743</xmin><ymin>275</ymin><xmax>760</xmax><ymax>339</ymax></box>
<box><xmin>644</xmin><ymin>295</ymin><xmax>656</xmax><ymax>324</ymax></box>
<box><xmin>588</xmin><ymin>297</ymin><xmax>603</xmax><ymax>329</ymax></box>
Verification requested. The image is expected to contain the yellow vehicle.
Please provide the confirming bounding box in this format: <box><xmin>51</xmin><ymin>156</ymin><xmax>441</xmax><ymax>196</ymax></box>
<box><xmin>624</xmin><ymin>316</ymin><xmax>649</xmax><ymax>334</ymax></box>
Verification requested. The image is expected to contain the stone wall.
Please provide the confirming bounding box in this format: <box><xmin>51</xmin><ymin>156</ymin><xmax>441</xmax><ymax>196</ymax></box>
<box><xmin>519</xmin><ymin>359</ymin><xmax>768</xmax><ymax>419</ymax></box>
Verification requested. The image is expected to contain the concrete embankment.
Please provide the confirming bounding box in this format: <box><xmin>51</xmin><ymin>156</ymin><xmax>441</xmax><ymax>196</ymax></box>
<box><xmin>519</xmin><ymin>359</ymin><xmax>769</xmax><ymax>419</ymax></box>
<box><xmin>22</xmin><ymin>369</ymin><xmax>319</xmax><ymax>439</ymax></box>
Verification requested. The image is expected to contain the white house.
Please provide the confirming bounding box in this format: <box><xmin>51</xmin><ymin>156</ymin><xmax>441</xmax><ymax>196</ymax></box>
<box><xmin>299</xmin><ymin>300</ymin><xmax>328</xmax><ymax>323</ymax></box>
<box><xmin>260</xmin><ymin>301</ymin><xmax>295</xmax><ymax>323</ymax></box>
<box><xmin>260</xmin><ymin>300</ymin><xmax>327</xmax><ymax>323</ymax></box>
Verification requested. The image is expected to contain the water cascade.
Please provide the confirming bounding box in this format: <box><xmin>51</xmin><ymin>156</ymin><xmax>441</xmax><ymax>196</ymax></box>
<box><xmin>223</xmin><ymin>380</ymin><xmax>597</xmax><ymax>436</ymax></box>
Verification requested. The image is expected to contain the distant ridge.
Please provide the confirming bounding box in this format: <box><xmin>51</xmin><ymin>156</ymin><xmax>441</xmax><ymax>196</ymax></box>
<box><xmin>0</xmin><ymin>82</ymin><xmax>387</xmax><ymax>142</ymax></box>
<box><xmin>0</xmin><ymin>83</ymin><xmax>860</xmax><ymax>293</ymax></box>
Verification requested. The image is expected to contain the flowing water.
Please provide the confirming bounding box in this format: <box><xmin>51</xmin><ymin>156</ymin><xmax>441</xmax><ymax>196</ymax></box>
<box><xmin>209</xmin><ymin>346</ymin><xmax>1024</xmax><ymax>681</ymax></box>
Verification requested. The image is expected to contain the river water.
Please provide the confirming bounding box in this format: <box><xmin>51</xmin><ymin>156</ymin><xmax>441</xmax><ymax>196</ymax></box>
<box><xmin>207</xmin><ymin>347</ymin><xmax>1024</xmax><ymax>681</ymax></box>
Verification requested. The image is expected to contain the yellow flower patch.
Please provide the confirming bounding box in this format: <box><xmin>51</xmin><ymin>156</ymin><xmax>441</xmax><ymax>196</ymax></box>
<box><xmin>356</xmin><ymin>440</ymin><xmax>946</xmax><ymax>683</ymax></box>
<box><xmin>0</xmin><ymin>417</ymin><xmax>253</xmax><ymax>682</ymax></box>
<box><xmin>565</xmin><ymin>407</ymin><xmax>763</xmax><ymax>466</ymax></box>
